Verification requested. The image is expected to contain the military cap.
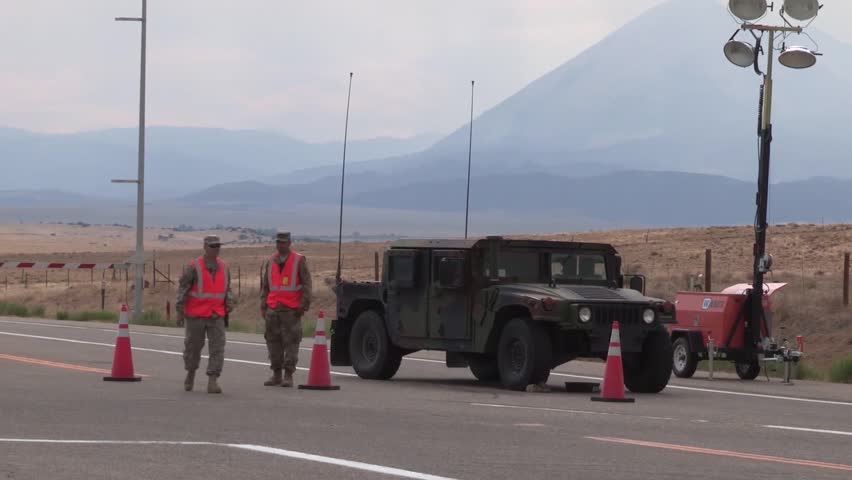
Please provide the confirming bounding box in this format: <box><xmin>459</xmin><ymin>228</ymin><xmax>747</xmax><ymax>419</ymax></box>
<box><xmin>275</xmin><ymin>231</ymin><xmax>291</xmax><ymax>242</ymax></box>
<box><xmin>204</xmin><ymin>235</ymin><xmax>221</xmax><ymax>246</ymax></box>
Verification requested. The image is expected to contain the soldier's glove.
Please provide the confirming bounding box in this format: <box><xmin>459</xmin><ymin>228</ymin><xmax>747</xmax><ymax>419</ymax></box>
<box><xmin>176</xmin><ymin>313</ymin><xmax>185</xmax><ymax>328</ymax></box>
<box><xmin>295</xmin><ymin>306</ymin><xmax>306</xmax><ymax>317</ymax></box>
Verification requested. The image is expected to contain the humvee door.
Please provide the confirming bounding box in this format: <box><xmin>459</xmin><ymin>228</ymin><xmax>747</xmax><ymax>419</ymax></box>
<box><xmin>428</xmin><ymin>250</ymin><xmax>471</xmax><ymax>340</ymax></box>
<box><xmin>385</xmin><ymin>249</ymin><xmax>428</xmax><ymax>338</ymax></box>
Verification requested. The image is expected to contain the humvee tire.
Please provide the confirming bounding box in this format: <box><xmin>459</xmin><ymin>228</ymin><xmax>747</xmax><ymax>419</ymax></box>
<box><xmin>672</xmin><ymin>337</ymin><xmax>698</xmax><ymax>378</ymax></box>
<box><xmin>349</xmin><ymin>310</ymin><xmax>402</xmax><ymax>380</ymax></box>
<box><xmin>497</xmin><ymin>318</ymin><xmax>552</xmax><ymax>390</ymax></box>
<box><xmin>467</xmin><ymin>354</ymin><xmax>499</xmax><ymax>381</ymax></box>
<box><xmin>735</xmin><ymin>359</ymin><xmax>761</xmax><ymax>380</ymax></box>
<box><xmin>623</xmin><ymin>330</ymin><xmax>673</xmax><ymax>393</ymax></box>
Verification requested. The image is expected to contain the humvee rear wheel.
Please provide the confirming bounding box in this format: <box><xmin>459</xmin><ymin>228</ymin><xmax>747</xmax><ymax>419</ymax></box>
<box><xmin>349</xmin><ymin>310</ymin><xmax>402</xmax><ymax>380</ymax></box>
<box><xmin>735</xmin><ymin>359</ymin><xmax>761</xmax><ymax>380</ymax></box>
<box><xmin>623</xmin><ymin>330</ymin><xmax>673</xmax><ymax>393</ymax></box>
<box><xmin>672</xmin><ymin>337</ymin><xmax>698</xmax><ymax>378</ymax></box>
<box><xmin>497</xmin><ymin>318</ymin><xmax>552</xmax><ymax>391</ymax></box>
<box><xmin>467</xmin><ymin>354</ymin><xmax>499</xmax><ymax>381</ymax></box>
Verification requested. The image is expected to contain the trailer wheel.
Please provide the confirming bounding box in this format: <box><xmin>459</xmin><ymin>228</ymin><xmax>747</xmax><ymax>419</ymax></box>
<box><xmin>623</xmin><ymin>330</ymin><xmax>673</xmax><ymax>393</ymax></box>
<box><xmin>467</xmin><ymin>354</ymin><xmax>499</xmax><ymax>381</ymax></box>
<box><xmin>735</xmin><ymin>359</ymin><xmax>761</xmax><ymax>380</ymax></box>
<box><xmin>672</xmin><ymin>337</ymin><xmax>698</xmax><ymax>378</ymax></box>
<box><xmin>497</xmin><ymin>318</ymin><xmax>552</xmax><ymax>391</ymax></box>
<box><xmin>349</xmin><ymin>310</ymin><xmax>402</xmax><ymax>380</ymax></box>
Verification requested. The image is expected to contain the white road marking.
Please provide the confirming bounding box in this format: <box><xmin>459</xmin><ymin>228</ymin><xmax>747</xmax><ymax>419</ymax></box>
<box><xmin>0</xmin><ymin>438</ymin><xmax>456</xmax><ymax>480</ymax></box>
<box><xmin>3</xmin><ymin>320</ymin><xmax>850</xmax><ymax>407</ymax></box>
<box><xmin>550</xmin><ymin>372</ymin><xmax>852</xmax><ymax>407</ymax></box>
<box><xmin>0</xmin><ymin>331</ymin><xmax>357</xmax><ymax>377</ymax></box>
<box><xmin>763</xmin><ymin>425</ymin><xmax>852</xmax><ymax>437</ymax></box>
<box><xmin>513</xmin><ymin>423</ymin><xmax>545</xmax><ymax>427</ymax></box>
<box><xmin>472</xmin><ymin>402</ymin><xmax>611</xmax><ymax>416</ymax></box>
<box><xmin>231</xmin><ymin>444</ymin><xmax>456</xmax><ymax>480</ymax></box>
<box><xmin>0</xmin><ymin>319</ymin><xmax>266</xmax><ymax>346</ymax></box>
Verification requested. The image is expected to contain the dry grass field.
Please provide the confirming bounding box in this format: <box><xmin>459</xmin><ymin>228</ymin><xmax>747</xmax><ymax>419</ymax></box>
<box><xmin>1</xmin><ymin>222</ymin><xmax>850</xmax><ymax>372</ymax></box>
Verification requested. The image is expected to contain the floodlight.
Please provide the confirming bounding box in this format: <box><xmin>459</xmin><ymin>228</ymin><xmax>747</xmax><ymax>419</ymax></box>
<box><xmin>778</xmin><ymin>46</ymin><xmax>817</xmax><ymax>68</ymax></box>
<box><xmin>724</xmin><ymin>40</ymin><xmax>756</xmax><ymax>67</ymax></box>
<box><xmin>729</xmin><ymin>0</ymin><xmax>768</xmax><ymax>21</ymax></box>
<box><xmin>783</xmin><ymin>0</ymin><xmax>819</xmax><ymax>21</ymax></box>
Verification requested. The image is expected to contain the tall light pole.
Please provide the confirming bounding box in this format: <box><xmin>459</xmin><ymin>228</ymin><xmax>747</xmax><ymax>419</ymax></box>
<box><xmin>113</xmin><ymin>0</ymin><xmax>147</xmax><ymax>322</ymax></box>
<box><xmin>464</xmin><ymin>80</ymin><xmax>475</xmax><ymax>239</ymax></box>
<box><xmin>336</xmin><ymin>72</ymin><xmax>353</xmax><ymax>285</ymax></box>
<box><xmin>723</xmin><ymin>0</ymin><xmax>822</xmax><ymax>354</ymax></box>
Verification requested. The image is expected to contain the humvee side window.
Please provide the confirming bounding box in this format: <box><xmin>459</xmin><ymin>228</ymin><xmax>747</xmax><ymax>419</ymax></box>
<box><xmin>551</xmin><ymin>253</ymin><xmax>607</xmax><ymax>280</ymax></box>
<box><xmin>436</xmin><ymin>256</ymin><xmax>464</xmax><ymax>289</ymax></box>
<box><xmin>484</xmin><ymin>251</ymin><xmax>539</xmax><ymax>282</ymax></box>
<box><xmin>389</xmin><ymin>254</ymin><xmax>416</xmax><ymax>288</ymax></box>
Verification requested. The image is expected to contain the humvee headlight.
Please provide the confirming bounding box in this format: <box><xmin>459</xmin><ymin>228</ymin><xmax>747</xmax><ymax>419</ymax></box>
<box><xmin>643</xmin><ymin>308</ymin><xmax>655</xmax><ymax>324</ymax></box>
<box><xmin>579</xmin><ymin>307</ymin><xmax>592</xmax><ymax>323</ymax></box>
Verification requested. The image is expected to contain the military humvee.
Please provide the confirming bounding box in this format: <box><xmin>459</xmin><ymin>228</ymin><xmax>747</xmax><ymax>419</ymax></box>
<box><xmin>331</xmin><ymin>236</ymin><xmax>674</xmax><ymax>392</ymax></box>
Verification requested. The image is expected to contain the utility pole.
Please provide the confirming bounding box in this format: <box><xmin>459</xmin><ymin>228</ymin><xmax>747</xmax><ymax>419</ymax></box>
<box><xmin>114</xmin><ymin>0</ymin><xmax>147</xmax><ymax>321</ymax></box>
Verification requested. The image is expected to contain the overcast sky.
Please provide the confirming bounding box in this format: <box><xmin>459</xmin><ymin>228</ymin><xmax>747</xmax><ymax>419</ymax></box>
<box><xmin>2</xmin><ymin>0</ymin><xmax>849</xmax><ymax>142</ymax></box>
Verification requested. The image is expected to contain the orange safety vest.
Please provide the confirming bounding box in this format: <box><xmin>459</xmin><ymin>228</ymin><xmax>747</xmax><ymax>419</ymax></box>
<box><xmin>184</xmin><ymin>256</ymin><xmax>227</xmax><ymax>318</ymax></box>
<box><xmin>265</xmin><ymin>252</ymin><xmax>304</xmax><ymax>309</ymax></box>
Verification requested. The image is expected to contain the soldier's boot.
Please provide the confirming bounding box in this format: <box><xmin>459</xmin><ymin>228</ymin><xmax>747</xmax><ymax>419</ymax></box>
<box><xmin>281</xmin><ymin>370</ymin><xmax>294</xmax><ymax>388</ymax></box>
<box><xmin>264</xmin><ymin>369</ymin><xmax>282</xmax><ymax>386</ymax></box>
<box><xmin>184</xmin><ymin>370</ymin><xmax>195</xmax><ymax>391</ymax></box>
<box><xmin>207</xmin><ymin>375</ymin><xmax>222</xmax><ymax>394</ymax></box>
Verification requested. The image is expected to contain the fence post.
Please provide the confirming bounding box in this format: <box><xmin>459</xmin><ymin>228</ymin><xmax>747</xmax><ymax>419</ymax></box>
<box><xmin>844</xmin><ymin>252</ymin><xmax>849</xmax><ymax>307</ymax></box>
<box><xmin>24</xmin><ymin>271</ymin><xmax>27</xmax><ymax>289</ymax></box>
<box><xmin>704</xmin><ymin>248</ymin><xmax>712</xmax><ymax>292</ymax></box>
<box><xmin>66</xmin><ymin>270</ymin><xmax>70</xmax><ymax>287</ymax></box>
<box><xmin>374</xmin><ymin>252</ymin><xmax>379</xmax><ymax>281</ymax></box>
<box><xmin>90</xmin><ymin>269</ymin><xmax>94</xmax><ymax>283</ymax></box>
<box><xmin>153</xmin><ymin>260</ymin><xmax>157</xmax><ymax>287</ymax></box>
<box><xmin>45</xmin><ymin>270</ymin><xmax>48</xmax><ymax>287</ymax></box>
<box><xmin>238</xmin><ymin>266</ymin><xmax>241</xmax><ymax>297</ymax></box>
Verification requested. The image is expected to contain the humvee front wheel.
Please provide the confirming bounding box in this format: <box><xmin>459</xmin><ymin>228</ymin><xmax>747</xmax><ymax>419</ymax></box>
<box><xmin>497</xmin><ymin>318</ymin><xmax>552</xmax><ymax>391</ymax></box>
<box><xmin>349</xmin><ymin>310</ymin><xmax>402</xmax><ymax>380</ymax></box>
<box><xmin>623</xmin><ymin>330</ymin><xmax>673</xmax><ymax>393</ymax></box>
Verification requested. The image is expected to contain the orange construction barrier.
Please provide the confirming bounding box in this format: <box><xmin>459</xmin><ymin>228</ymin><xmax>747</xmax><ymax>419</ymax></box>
<box><xmin>298</xmin><ymin>311</ymin><xmax>340</xmax><ymax>390</ymax></box>
<box><xmin>591</xmin><ymin>321</ymin><xmax>633</xmax><ymax>403</ymax></box>
<box><xmin>103</xmin><ymin>304</ymin><xmax>142</xmax><ymax>382</ymax></box>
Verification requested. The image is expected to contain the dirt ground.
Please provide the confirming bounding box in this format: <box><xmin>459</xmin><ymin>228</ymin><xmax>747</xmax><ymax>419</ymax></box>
<box><xmin>1</xmin><ymin>222</ymin><xmax>850</xmax><ymax>370</ymax></box>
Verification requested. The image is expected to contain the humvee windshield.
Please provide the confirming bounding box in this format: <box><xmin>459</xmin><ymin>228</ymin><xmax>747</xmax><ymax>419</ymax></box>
<box><xmin>481</xmin><ymin>249</ymin><xmax>610</xmax><ymax>284</ymax></box>
<box><xmin>551</xmin><ymin>253</ymin><xmax>607</xmax><ymax>282</ymax></box>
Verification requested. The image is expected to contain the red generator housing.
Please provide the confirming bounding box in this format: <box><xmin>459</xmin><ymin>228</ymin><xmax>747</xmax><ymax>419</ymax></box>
<box><xmin>667</xmin><ymin>283</ymin><xmax>789</xmax><ymax>380</ymax></box>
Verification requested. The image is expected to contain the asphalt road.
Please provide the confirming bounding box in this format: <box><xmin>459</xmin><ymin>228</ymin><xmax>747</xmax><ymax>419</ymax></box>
<box><xmin>1</xmin><ymin>316</ymin><xmax>850</xmax><ymax>480</ymax></box>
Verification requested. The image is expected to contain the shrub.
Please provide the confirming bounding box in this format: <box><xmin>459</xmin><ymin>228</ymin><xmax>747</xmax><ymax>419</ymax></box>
<box><xmin>829</xmin><ymin>356</ymin><xmax>852</xmax><ymax>383</ymax></box>
<box><xmin>134</xmin><ymin>310</ymin><xmax>169</xmax><ymax>327</ymax></box>
<box><xmin>0</xmin><ymin>302</ymin><xmax>32</xmax><ymax>317</ymax></box>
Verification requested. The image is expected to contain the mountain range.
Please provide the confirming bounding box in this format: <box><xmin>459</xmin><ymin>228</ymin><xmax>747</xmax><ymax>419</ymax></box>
<box><xmin>2</xmin><ymin>0</ymin><xmax>850</xmax><ymax>235</ymax></box>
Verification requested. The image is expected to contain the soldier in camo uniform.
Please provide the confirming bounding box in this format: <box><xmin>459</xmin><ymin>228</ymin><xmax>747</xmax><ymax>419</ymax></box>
<box><xmin>175</xmin><ymin>235</ymin><xmax>234</xmax><ymax>394</ymax></box>
<box><xmin>259</xmin><ymin>231</ymin><xmax>312</xmax><ymax>387</ymax></box>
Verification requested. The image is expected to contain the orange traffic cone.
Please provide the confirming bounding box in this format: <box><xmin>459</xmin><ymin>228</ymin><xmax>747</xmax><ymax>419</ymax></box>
<box><xmin>591</xmin><ymin>321</ymin><xmax>633</xmax><ymax>403</ymax></box>
<box><xmin>103</xmin><ymin>304</ymin><xmax>141</xmax><ymax>382</ymax></box>
<box><xmin>298</xmin><ymin>311</ymin><xmax>340</xmax><ymax>390</ymax></box>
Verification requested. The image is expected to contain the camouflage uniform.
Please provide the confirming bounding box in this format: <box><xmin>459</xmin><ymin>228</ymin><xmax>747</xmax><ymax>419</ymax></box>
<box><xmin>260</xmin><ymin>231</ymin><xmax>312</xmax><ymax>386</ymax></box>
<box><xmin>175</xmin><ymin>235</ymin><xmax>234</xmax><ymax>393</ymax></box>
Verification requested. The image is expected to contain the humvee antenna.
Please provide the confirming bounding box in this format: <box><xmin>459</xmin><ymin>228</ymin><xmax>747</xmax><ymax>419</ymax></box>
<box><xmin>464</xmin><ymin>80</ymin><xmax>475</xmax><ymax>239</ymax></box>
<box><xmin>336</xmin><ymin>72</ymin><xmax>353</xmax><ymax>284</ymax></box>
